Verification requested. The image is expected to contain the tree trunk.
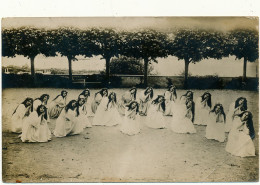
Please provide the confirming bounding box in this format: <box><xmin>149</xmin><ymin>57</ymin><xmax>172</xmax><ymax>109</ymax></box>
<box><xmin>30</xmin><ymin>56</ymin><xmax>36</xmax><ymax>86</ymax></box>
<box><xmin>184</xmin><ymin>58</ymin><xmax>190</xmax><ymax>89</ymax></box>
<box><xmin>144</xmin><ymin>58</ymin><xmax>149</xmax><ymax>87</ymax></box>
<box><xmin>242</xmin><ymin>57</ymin><xmax>247</xmax><ymax>82</ymax></box>
<box><xmin>105</xmin><ymin>57</ymin><xmax>111</xmax><ymax>85</ymax></box>
<box><xmin>68</xmin><ymin>57</ymin><xmax>72</xmax><ymax>82</ymax></box>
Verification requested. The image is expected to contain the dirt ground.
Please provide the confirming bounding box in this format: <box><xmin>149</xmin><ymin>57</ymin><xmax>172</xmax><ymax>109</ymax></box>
<box><xmin>2</xmin><ymin>88</ymin><xmax>259</xmax><ymax>182</ymax></box>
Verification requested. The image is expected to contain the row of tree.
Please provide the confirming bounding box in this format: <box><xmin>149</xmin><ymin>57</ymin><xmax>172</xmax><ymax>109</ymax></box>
<box><xmin>2</xmin><ymin>27</ymin><xmax>259</xmax><ymax>87</ymax></box>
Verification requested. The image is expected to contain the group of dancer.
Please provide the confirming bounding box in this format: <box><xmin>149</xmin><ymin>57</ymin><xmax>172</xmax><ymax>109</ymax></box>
<box><xmin>11</xmin><ymin>85</ymin><xmax>256</xmax><ymax>158</ymax></box>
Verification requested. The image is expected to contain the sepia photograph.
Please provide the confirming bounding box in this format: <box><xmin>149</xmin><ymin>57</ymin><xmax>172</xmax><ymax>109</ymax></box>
<box><xmin>1</xmin><ymin>16</ymin><xmax>259</xmax><ymax>182</ymax></box>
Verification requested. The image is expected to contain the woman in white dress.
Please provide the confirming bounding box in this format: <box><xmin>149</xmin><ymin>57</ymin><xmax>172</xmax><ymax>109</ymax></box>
<box><xmin>91</xmin><ymin>88</ymin><xmax>108</xmax><ymax>114</ymax></box>
<box><xmin>145</xmin><ymin>95</ymin><xmax>166</xmax><ymax>129</ymax></box>
<box><xmin>164</xmin><ymin>85</ymin><xmax>177</xmax><ymax>116</ymax></box>
<box><xmin>48</xmin><ymin>90</ymin><xmax>68</xmax><ymax>119</ymax></box>
<box><xmin>92</xmin><ymin>92</ymin><xmax>121</xmax><ymax>126</ymax></box>
<box><xmin>139</xmin><ymin>87</ymin><xmax>154</xmax><ymax>116</ymax></box>
<box><xmin>11</xmin><ymin>98</ymin><xmax>33</xmax><ymax>133</ymax></box>
<box><xmin>76</xmin><ymin>95</ymin><xmax>92</xmax><ymax>128</ymax></box>
<box><xmin>225</xmin><ymin>97</ymin><xmax>247</xmax><ymax>133</ymax></box>
<box><xmin>225</xmin><ymin>111</ymin><xmax>255</xmax><ymax>157</ymax></box>
<box><xmin>33</xmin><ymin>94</ymin><xmax>50</xmax><ymax>111</ymax></box>
<box><xmin>194</xmin><ymin>92</ymin><xmax>212</xmax><ymax>125</ymax></box>
<box><xmin>120</xmin><ymin>101</ymin><xmax>141</xmax><ymax>136</ymax></box>
<box><xmin>54</xmin><ymin>100</ymin><xmax>83</xmax><ymax>137</ymax></box>
<box><xmin>21</xmin><ymin>105</ymin><xmax>51</xmax><ymax>142</ymax></box>
<box><xmin>205</xmin><ymin>104</ymin><xmax>226</xmax><ymax>142</ymax></box>
<box><xmin>118</xmin><ymin>87</ymin><xmax>137</xmax><ymax>115</ymax></box>
<box><xmin>171</xmin><ymin>91</ymin><xmax>196</xmax><ymax>134</ymax></box>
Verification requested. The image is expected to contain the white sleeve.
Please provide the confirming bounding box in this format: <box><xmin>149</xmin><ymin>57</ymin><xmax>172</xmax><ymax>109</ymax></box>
<box><xmin>164</xmin><ymin>91</ymin><xmax>171</xmax><ymax>101</ymax></box>
<box><xmin>15</xmin><ymin>104</ymin><xmax>27</xmax><ymax>118</ymax></box>
<box><xmin>33</xmin><ymin>100</ymin><xmax>42</xmax><ymax>111</ymax></box>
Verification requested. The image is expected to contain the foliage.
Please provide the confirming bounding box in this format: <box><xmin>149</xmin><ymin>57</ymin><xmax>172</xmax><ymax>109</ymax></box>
<box><xmin>2</xmin><ymin>28</ymin><xmax>17</xmax><ymax>57</ymax></box>
<box><xmin>109</xmin><ymin>56</ymin><xmax>154</xmax><ymax>75</ymax></box>
<box><xmin>228</xmin><ymin>29</ymin><xmax>259</xmax><ymax>62</ymax></box>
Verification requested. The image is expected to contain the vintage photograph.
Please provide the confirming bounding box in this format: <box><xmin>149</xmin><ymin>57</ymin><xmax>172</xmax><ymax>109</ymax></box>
<box><xmin>1</xmin><ymin>17</ymin><xmax>259</xmax><ymax>182</ymax></box>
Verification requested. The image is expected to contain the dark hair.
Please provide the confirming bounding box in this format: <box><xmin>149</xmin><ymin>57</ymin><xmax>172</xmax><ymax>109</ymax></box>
<box><xmin>65</xmin><ymin>100</ymin><xmax>77</xmax><ymax>113</ymax></box>
<box><xmin>107</xmin><ymin>92</ymin><xmax>117</xmax><ymax>109</ymax></box>
<box><xmin>210</xmin><ymin>103</ymin><xmax>226</xmax><ymax>122</ymax></box>
<box><xmin>144</xmin><ymin>87</ymin><xmax>154</xmax><ymax>99</ymax></box>
<box><xmin>13</xmin><ymin>97</ymin><xmax>33</xmax><ymax>115</ymax></box>
<box><xmin>129</xmin><ymin>87</ymin><xmax>137</xmax><ymax>100</ymax></box>
<box><xmin>201</xmin><ymin>92</ymin><xmax>212</xmax><ymax>108</ymax></box>
<box><xmin>36</xmin><ymin>105</ymin><xmax>48</xmax><ymax>120</ymax></box>
<box><xmin>152</xmin><ymin>95</ymin><xmax>166</xmax><ymax>112</ymax></box>
<box><xmin>36</xmin><ymin>94</ymin><xmax>50</xmax><ymax>103</ymax></box>
<box><xmin>126</xmin><ymin>101</ymin><xmax>139</xmax><ymax>113</ymax></box>
<box><xmin>53</xmin><ymin>90</ymin><xmax>67</xmax><ymax>101</ymax></box>
<box><xmin>235</xmin><ymin>97</ymin><xmax>247</xmax><ymax>110</ymax></box>
<box><xmin>76</xmin><ymin>98</ymin><xmax>86</xmax><ymax>117</ymax></box>
<box><xmin>237</xmin><ymin>111</ymin><xmax>255</xmax><ymax>139</ymax></box>
<box><xmin>166</xmin><ymin>85</ymin><xmax>177</xmax><ymax>99</ymax></box>
<box><xmin>181</xmin><ymin>90</ymin><xmax>193</xmax><ymax>101</ymax></box>
<box><xmin>186</xmin><ymin>99</ymin><xmax>195</xmax><ymax>122</ymax></box>
<box><xmin>79</xmin><ymin>89</ymin><xmax>90</xmax><ymax>97</ymax></box>
<box><xmin>95</xmin><ymin>88</ymin><xmax>108</xmax><ymax>97</ymax></box>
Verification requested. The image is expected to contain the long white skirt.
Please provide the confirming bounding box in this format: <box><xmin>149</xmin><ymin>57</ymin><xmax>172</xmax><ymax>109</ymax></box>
<box><xmin>205</xmin><ymin>122</ymin><xmax>225</xmax><ymax>142</ymax></box>
<box><xmin>225</xmin><ymin>130</ymin><xmax>255</xmax><ymax>157</ymax></box>
<box><xmin>194</xmin><ymin>107</ymin><xmax>210</xmax><ymax>126</ymax></box>
<box><xmin>170</xmin><ymin>103</ymin><xmax>196</xmax><ymax>134</ymax></box>
<box><xmin>164</xmin><ymin>101</ymin><xmax>175</xmax><ymax>116</ymax></box>
<box><xmin>77</xmin><ymin>114</ymin><xmax>92</xmax><ymax>128</ymax></box>
<box><xmin>92</xmin><ymin>107</ymin><xmax>121</xmax><ymax>126</ymax></box>
<box><xmin>11</xmin><ymin>116</ymin><xmax>24</xmax><ymax>133</ymax></box>
<box><xmin>120</xmin><ymin>117</ymin><xmax>140</xmax><ymax>136</ymax></box>
<box><xmin>225</xmin><ymin>112</ymin><xmax>234</xmax><ymax>132</ymax></box>
<box><xmin>145</xmin><ymin>105</ymin><xmax>166</xmax><ymax>129</ymax></box>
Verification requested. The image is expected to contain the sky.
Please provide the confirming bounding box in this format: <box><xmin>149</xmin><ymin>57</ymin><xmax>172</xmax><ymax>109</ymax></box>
<box><xmin>1</xmin><ymin>17</ymin><xmax>259</xmax><ymax>77</ymax></box>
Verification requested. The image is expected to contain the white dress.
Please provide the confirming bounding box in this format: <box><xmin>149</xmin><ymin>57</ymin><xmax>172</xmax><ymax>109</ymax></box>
<box><xmin>77</xmin><ymin>103</ymin><xmax>92</xmax><ymax>128</ymax></box>
<box><xmin>194</xmin><ymin>97</ymin><xmax>210</xmax><ymax>125</ymax></box>
<box><xmin>170</xmin><ymin>100</ymin><xmax>196</xmax><ymax>134</ymax></box>
<box><xmin>139</xmin><ymin>90</ymin><xmax>152</xmax><ymax>115</ymax></box>
<box><xmin>164</xmin><ymin>91</ymin><xmax>176</xmax><ymax>116</ymax></box>
<box><xmin>225</xmin><ymin>118</ymin><xmax>255</xmax><ymax>157</ymax></box>
<box><xmin>118</xmin><ymin>91</ymin><xmax>135</xmax><ymax>115</ymax></box>
<box><xmin>205</xmin><ymin>112</ymin><xmax>226</xmax><ymax>142</ymax></box>
<box><xmin>120</xmin><ymin>109</ymin><xmax>140</xmax><ymax>136</ymax></box>
<box><xmin>48</xmin><ymin>96</ymin><xmax>66</xmax><ymax>119</ymax></box>
<box><xmin>92</xmin><ymin>97</ymin><xmax>121</xmax><ymax>126</ymax></box>
<box><xmin>91</xmin><ymin>93</ymin><xmax>102</xmax><ymax>114</ymax></box>
<box><xmin>11</xmin><ymin>104</ymin><xmax>30</xmax><ymax>133</ymax></box>
<box><xmin>54</xmin><ymin>109</ymin><xmax>83</xmax><ymax>137</ymax></box>
<box><xmin>21</xmin><ymin>112</ymin><xmax>51</xmax><ymax>142</ymax></box>
<box><xmin>145</xmin><ymin>103</ymin><xmax>166</xmax><ymax>129</ymax></box>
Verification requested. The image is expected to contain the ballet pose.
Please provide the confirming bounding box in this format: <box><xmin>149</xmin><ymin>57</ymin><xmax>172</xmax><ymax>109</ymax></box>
<box><xmin>145</xmin><ymin>95</ymin><xmax>166</xmax><ymax>129</ymax></box>
<box><xmin>21</xmin><ymin>105</ymin><xmax>51</xmax><ymax>142</ymax></box>
<box><xmin>11</xmin><ymin>98</ymin><xmax>33</xmax><ymax>133</ymax></box>
<box><xmin>91</xmin><ymin>88</ymin><xmax>108</xmax><ymax>114</ymax></box>
<box><xmin>205</xmin><ymin>104</ymin><xmax>226</xmax><ymax>142</ymax></box>
<box><xmin>92</xmin><ymin>92</ymin><xmax>121</xmax><ymax>126</ymax></box>
<box><xmin>171</xmin><ymin>91</ymin><xmax>196</xmax><ymax>134</ymax></box>
<box><xmin>48</xmin><ymin>90</ymin><xmax>68</xmax><ymax>119</ymax></box>
<box><xmin>225</xmin><ymin>111</ymin><xmax>255</xmax><ymax>157</ymax></box>
<box><xmin>118</xmin><ymin>87</ymin><xmax>137</xmax><ymax>115</ymax></box>
<box><xmin>225</xmin><ymin>97</ymin><xmax>247</xmax><ymax>132</ymax></box>
<box><xmin>76</xmin><ymin>95</ymin><xmax>92</xmax><ymax>128</ymax></box>
<box><xmin>139</xmin><ymin>87</ymin><xmax>153</xmax><ymax>116</ymax></box>
<box><xmin>164</xmin><ymin>85</ymin><xmax>177</xmax><ymax>116</ymax></box>
<box><xmin>194</xmin><ymin>92</ymin><xmax>212</xmax><ymax>125</ymax></box>
<box><xmin>120</xmin><ymin>101</ymin><xmax>141</xmax><ymax>136</ymax></box>
<box><xmin>54</xmin><ymin>100</ymin><xmax>83</xmax><ymax>137</ymax></box>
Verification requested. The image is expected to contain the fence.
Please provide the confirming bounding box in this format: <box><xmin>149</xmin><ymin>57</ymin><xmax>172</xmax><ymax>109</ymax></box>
<box><xmin>2</xmin><ymin>74</ymin><xmax>259</xmax><ymax>91</ymax></box>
